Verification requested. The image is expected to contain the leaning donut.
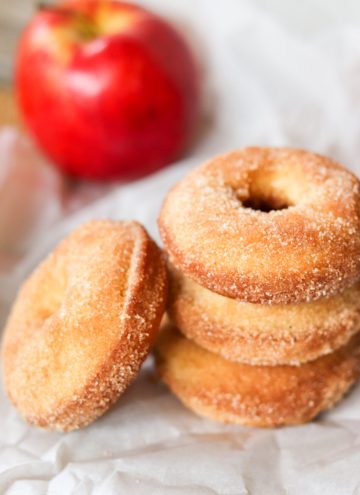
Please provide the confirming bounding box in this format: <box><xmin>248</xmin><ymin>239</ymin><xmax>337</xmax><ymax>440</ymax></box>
<box><xmin>155</xmin><ymin>324</ymin><xmax>360</xmax><ymax>427</ymax></box>
<box><xmin>168</xmin><ymin>267</ymin><xmax>360</xmax><ymax>365</ymax></box>
<box><xmin>1</xmin><ymin>220</ymin><xmax>167</xmax><ymax>431</ymax></box>
<box><xmin>159</xmin><ymin>148</ymin><xmax>360</xmax><ymax>304</ymax></box>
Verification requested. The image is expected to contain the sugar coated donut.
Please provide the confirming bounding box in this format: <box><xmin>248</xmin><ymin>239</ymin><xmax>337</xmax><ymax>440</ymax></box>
<box><xmin>169</xmin><ymin>267</ymin><xmax>360</xmax><ymax>365</ymax></box>
<box><xmin>155</xmin><ymin>324</ymin><xmax>360</xmax><ymax>427</ymax></box>
<box><xmin>1</xmin><ymin>220</ymin><xmax>167</xmax><ymax>431</ymax></box>
<box><xmin>159</xmin><ymin>148</ymin><xmax>360</xmax><ymax>304</ymax></box>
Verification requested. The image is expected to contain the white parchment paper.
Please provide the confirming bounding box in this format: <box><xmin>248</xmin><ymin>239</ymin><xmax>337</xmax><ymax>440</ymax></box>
<box><xmin>2</xmin><ymin>0</ymin><xmax>360</xmax><ymax>493</ymax></box>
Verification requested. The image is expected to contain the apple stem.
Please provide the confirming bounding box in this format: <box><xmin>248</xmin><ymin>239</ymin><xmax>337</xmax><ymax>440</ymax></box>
<box><xmin>37</xmin><ymin>2</ymin><xmax>98</xmax><ymax>40</ymax></box>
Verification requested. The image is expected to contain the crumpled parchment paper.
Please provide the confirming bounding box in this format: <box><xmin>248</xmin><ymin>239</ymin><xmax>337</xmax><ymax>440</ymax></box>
<box><xmin>2</xmin><ymin>0</ymin><xmax>360</xmax><ymax>493</ymax></box>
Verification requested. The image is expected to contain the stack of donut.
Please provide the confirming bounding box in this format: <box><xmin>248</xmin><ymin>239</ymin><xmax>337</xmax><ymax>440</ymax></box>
<box><xmin>156</xmin><ymin>147</ymin><xmax>360</xmax><ymax>427</ymax></box>
<box><xmin>3</xmin><ymin>147</ymin><xmax>360</xmax><ymax>431</ymax></box>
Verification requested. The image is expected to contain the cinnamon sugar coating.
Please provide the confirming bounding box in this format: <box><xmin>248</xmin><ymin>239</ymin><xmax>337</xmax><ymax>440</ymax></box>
<box><xmin>1</xmin><ymin>220</ymin><xmax>167</xmax><ymax>431</ymax></box>
<box><xmin>169</xmin><ymin>267</ymin><xmax>360</xmax><ymax>365</ymax></box>
<box><xmin>159</xmin><ymin>148</ymin><xmax>360</xmax><ymax>304</ymax></box>
<box><xmin>155</xmin><ymin>324</ymin><xmax>360</xmax><ymax>427</ymax></box>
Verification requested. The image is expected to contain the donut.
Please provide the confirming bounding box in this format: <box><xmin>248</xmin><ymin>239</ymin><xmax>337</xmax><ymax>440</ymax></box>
<box><xmin>159</xmin><ymin>147</ymin><xmax>360</xmax><ymax>304</ymax></box>
<box><xmin>154</xmin><ymin>324</ymin><xmax>360</xmax><ymax>427</ymax></box>
<box><xmin>1</xmin><ymin>220</ymin><xmax>167</xmax><ymax>431</ymax></box>
<box><xmin>169</xmin><ymin>267</ymin><xmax>360</xmax><ymax>365</ymax></box>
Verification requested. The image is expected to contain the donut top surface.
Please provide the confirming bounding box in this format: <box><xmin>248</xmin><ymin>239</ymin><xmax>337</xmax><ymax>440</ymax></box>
<box><xmin>159</xmin><ymin>147</ymin><xmax>360</xmax><ymax>304</ymax></box>
<box><xmin>1</xmin><ymin>220</ymin><xmax>167</xmax><ymax>430</ymax></box>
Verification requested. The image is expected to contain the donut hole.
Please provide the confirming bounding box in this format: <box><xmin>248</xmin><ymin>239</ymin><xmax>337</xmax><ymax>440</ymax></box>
<box><xmin>242</xmin><ymin>195</ymin><xmax>290</xmax><ymax>212</ymax></box>
<box><xmin>237</xmin><ymin>172</ymin><xmax>297</xmax><ymax>212</ymax></box>
<box><xmin>34</xmin><ymin>267</ymin><xmax>67</xmax><ymax>322</ymax></box>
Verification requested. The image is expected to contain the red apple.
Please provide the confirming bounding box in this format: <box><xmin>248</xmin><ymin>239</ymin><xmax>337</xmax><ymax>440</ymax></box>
<box><xmin>16</xmin><ymin>0</ymin><xmax>199</xmax><ymax>180</ymax></box>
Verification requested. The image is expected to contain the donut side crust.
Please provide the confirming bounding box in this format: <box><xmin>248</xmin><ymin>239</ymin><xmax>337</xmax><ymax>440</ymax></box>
<box><xmin>154</xmin><ymin>325</ymin><xmax>360</xmax><ymax>427</ymax></box>
<box><xmin>169</xmin><ymin>269</ymin><xmax>360</xmax><ymax>365</ymax></box>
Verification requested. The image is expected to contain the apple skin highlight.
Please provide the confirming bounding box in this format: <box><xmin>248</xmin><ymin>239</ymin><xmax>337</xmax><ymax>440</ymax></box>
<box><xmin>16</xmin><ymin>1</ymin><xmax>200</xmax><ymax>180</ymax></box>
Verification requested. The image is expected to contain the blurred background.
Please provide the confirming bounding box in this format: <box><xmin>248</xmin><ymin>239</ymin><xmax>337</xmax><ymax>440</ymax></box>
<box><xmin>2</xmin><ymin>0</ymin><xmax>360</xmax><ymax>126</ymax></box>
